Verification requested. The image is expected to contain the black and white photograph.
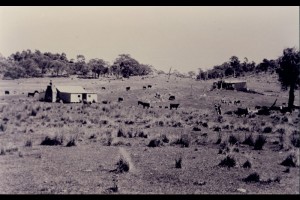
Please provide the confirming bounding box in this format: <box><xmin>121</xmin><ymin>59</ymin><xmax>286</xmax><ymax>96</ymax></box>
<box><xmin>0</xmin><ymin>6</ymin><xmax>299</xmax><ymax>194</ymax></box>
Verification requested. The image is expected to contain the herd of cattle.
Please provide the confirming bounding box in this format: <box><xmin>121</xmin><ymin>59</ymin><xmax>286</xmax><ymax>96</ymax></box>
<box><xmin>4</xmin><ymin>85</ymin><xmax>297</xmax><ymax>115</ymax></box>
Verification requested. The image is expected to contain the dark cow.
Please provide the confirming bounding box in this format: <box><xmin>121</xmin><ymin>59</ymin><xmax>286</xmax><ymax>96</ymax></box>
<box><xmin>170</xmin><ymin>103</ymin><xmax>180</xmax><ymax>110</ymax></box>
<box><xmin>126</xmin><ymin>87</ymin><xmax>130</xmax><ymax>91</ymax></box>
<box><xmin>28</xmin><ymin>90</ymin><xmax>39</xmax><ymax>97</ymax></box>
<box><xmin>169</xmin><ymin>96</ymin><xmax>175</xmax><ymax>101</ymax></box>
<box><xmin>102</xmin><ymin>101</ymin><xmax>108</xmax><ymax>104</ymax></box>
<box><xmin>143</xmin><ymin>86</ymin><xmax>147</xmax><ymax>90</ymax></box>
<box><xmin>165</xmin><ymin>106</ymin><xmax>168</xmax><ymax>109</ymax></box>
<box><xmin>234</xmin><ymin>108</ymin><xmax>249</xmax><ymax>117</ymax></box>
<box><xmin>148</xmin><ymin>85</ymin><xmax>152</xmax><ymax>88</ymax></box>
<box><xmin>234</xmin><ymin>100</ymin><xmax>241</xmax><ymax>105</ymax></box>
<box><xmin>138</xmin><ymin>101</ymin><xmax>150</xmax><ymax>109</ymax></box>
<box><xmin>102</xmin><ymin>87</ymin><xmax>106</xmax><ymax>90</ymax></box>
<box><xmin>118</xmin><ymin>97</ymin><xmax>124</xmax><ymax>102</ymax></box>
<box><xmin>5</xmin><ymin>91</ymin><xmax>9</xmax><ymax>95</ymax></box>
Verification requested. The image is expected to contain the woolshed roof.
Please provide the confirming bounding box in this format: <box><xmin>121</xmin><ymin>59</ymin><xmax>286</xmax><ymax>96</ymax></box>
<box><xmin>56</xmin><ymin>86</ymin><xmax>95</xmax><ymax>94</ymax></box>
<box><xmin>224</xmin><ymin>80</ymin><xmax>246</xmax><ymax>84</ymax></box>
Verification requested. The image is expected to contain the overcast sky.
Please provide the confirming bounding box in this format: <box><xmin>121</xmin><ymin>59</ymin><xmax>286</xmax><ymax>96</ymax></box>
<box><xmin>0</xmin><ymin>6</ymin><xmax>298</xmax><ymax>73</ymax></box>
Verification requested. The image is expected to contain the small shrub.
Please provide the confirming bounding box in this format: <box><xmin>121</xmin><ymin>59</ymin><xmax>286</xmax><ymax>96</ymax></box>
<box><xmin>243</xmin><ymin>172</ymin><xmax>260</xmax><ymax>183</ymax></box>
<box><xmin>41</xmin><ymin>136</ymin><xmax>63</xmax><ymax>146</ymax></box>
<box><xmin>218</xmin><ymin>155</ymin><xmax>236</xmax><ymax>168</ymax></box>
<box><xmin>25</xmin><ymin>139</ymin><xmax>32</xmax><ymax>147</ymax></box>
<box><xmin>243</xmin><ymin>134</ymin><xmax>254</xmax><ymax>146</ymax></box>
<box><xmin>66</xmin><ymin>138</ymin><xmax>76</xmax><ymax>147</ymax></box>
<box><xmin>148</xmin><ymin>138</ymin><xmax>161</xmax><ymax>147</ymax></box>
<box><xmin>228</xmin><ymin>134</ymin><xmax>239</xmax><ymax>145</ymax></box>
<box><xmin>242</xmin><ymin>160</ymin><xmax>252</xmax><ymax>168</ymax></box>
<box><xmin>263</xmin><ymin>126</ymin><xmax>272</xmax><ymax>133</ymax></box>
<box><xmin>253</xmin><ymin>135</ymin><xmax>266</xmax><ymax>150</ymax></box>
<box><xmin>175</xmin><ymin>157</ymin><xmax>182</xmax><ymax>169</ymax></box>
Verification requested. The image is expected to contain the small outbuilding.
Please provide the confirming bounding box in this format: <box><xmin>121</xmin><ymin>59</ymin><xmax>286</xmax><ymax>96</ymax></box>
<box><xmin>56</xmin><ymin>86</ymin><xmax>97</xmax><ymax>103</ymax></box>
<box><xmin>213</xmin><ymin>80</ymin><xmax>247</xmax><ymax>91</ymax></box>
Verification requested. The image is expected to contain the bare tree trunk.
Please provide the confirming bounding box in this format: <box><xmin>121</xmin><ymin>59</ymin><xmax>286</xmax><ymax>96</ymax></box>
<box><xmin>288</xmin><ymin>83</ymin><xmax>295</xmax><ymax>109</ymax></box>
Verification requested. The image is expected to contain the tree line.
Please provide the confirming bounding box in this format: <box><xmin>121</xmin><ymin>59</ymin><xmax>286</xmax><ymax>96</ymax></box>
<box><xmin>196</xmin><ymin>56</ymin><xmax>279</xmax><ymax>80</ymax></box>
<box><xmin>0</xmin><ymin>50</ymin><xmax>153</xmax><ymax>79</ymax></box>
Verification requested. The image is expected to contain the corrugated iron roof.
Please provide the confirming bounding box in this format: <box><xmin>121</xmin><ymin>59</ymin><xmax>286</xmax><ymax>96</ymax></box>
<box><xmin>56</xmin><ymin>85</ymin><xmax>93</xmax><ymax>93</ymax></box>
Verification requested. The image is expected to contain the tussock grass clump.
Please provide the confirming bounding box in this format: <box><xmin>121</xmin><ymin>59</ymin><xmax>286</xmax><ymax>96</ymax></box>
<box><xmin>290</xmin><ymin>130</ymin><xmax>300</xmax><ymax>148</ymax></box>
<box><xmin>242</xmin><ymin>160</ymin><xmax>252</xmax><ymax>168</ymax></box>
<box><xmin>0</xmin><ymin>148</ymin><xmax>5</xmax><ymax>155</ymax></box>
<box><xmin>148</xmin><ymin>138</ymin><xmax>162</xmax><ymax>147</ymax></box>
<box><xmin>161</xmin><ymin>134</ymin><xmax>169</xmax><ymax>143</ymax></box>
<box><xmin>0</xmin><ymin>123</ymin><xmax>7</xmax><ymax>132</ymax></box>
<box><xmin>66</xmin><ymin>138</ymin><xmax>76</xmax><ymax>147</ymax></box>
<box><xmin>215</xmin><ymin>133</ymin><xmax>222</xmax><ymax>144</ymax></box>
<box><xmin>25</xmin><ymin>139</ymin><xmax>32</xmax><ymax>147</ymax></box>
<box><xmin>175</xmin><ymin>157</ymin><xmax>182</xmax><ymax>169</ymax></box>
<box><xmin>218</xmin><ymin>155</ymin><xmax>236</xmax><ymax>168</ymax></box>
<box><xmin>263</xmin><ymin>126</ymin><xmax>272</xmax><ymax>133</ymax></box>
<box><xmin>31</xmin><ymin>109</ymin><xmax>37</xmax><ymax>116</ymax></box>
<box><xmin>41</xmin><ymin>135</ymin><xmax>63</xmax><ymax>146</ymax></box>
<box><xmin>242</xmin><ymin>134</ymin><xmax>254</xmax><ymax>146</ymax></box>
<box><xmin>243</xmin><ymin>172</ymin><xmax>260</xmax><ymax>183</ymax></box>
<box><xmin>173</xmin><ymin>134</ymin><xmax>190</xmax><ymax>148</ymax></box>
<box><xmin>228</xmin><ymin>134</ymin><xmax>239</xmax><ymax>145</ymax></box>
<box><xmin>280</xmin><ymin>154</ymin><xmax>298</xmax><ymax>167</ymax></box>
<box><xmin>253</xmin><ymin>134</ymin><xmax>267</xmax><ymax>150</ymax></box>
<box><xmin>136</xmin><ymin>130</ymin><xmax>148</xmax><ymax>138</ymax></box>
<box><xmin>115</xmin><ymin>157</ymin><xmax>130</xmax><ymax>173</ymax></box>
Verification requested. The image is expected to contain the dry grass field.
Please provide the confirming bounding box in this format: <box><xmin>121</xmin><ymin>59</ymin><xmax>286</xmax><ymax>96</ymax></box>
<box><xmin>0</xmin><ymin>74</ymin><xmax>299</xmax><ymax>194</ymax></box>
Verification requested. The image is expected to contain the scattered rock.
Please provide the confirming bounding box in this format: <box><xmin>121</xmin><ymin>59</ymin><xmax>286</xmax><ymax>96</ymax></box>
<box><xmin>237</xmin><ymin>188</ymin><xmax>247</xmax><ymax>193</ymax></box>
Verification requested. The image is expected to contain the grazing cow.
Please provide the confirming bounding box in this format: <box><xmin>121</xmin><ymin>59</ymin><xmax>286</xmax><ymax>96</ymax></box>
<box><xmin>148</xmin><ymin>85</ymin><xmax>152</xmax><ymax>88</ymax></box>
<box><xmin>102</xmin><ymin>87</ymin><xmax>106</xmax><ymax>90</ymax></box>
<box><xmin>170</xmin><ymin>103</ymin><xmax>180</xmax><ymax>110</ymax></box>
<box><xmin>165</xmin><ymin>106</ymin><xmax>168</xmax><ymax>109</ymax></box>
<box><xmin>142</xmin><ymin>102</ymin><xmax>150</xmax><ymax>109</ymax></box>
<box><xmin>102</xmin><ymin>101</ymin><xmax>108</xmax><ymax>104</ymax></box>
<box><xmin>126</xmin><ymin>87</ymin><xmax>130</xmax><ymax>91</ymax></box>
<box><xmin>5</xmin><ymin>91</ymin><xmax>9</xmax><ymax>95</ymax></box>
<box><xmin>28</xmin><ymin>91</ymin><xmax>39</xmax><ymax>97</ymax></box>
<box><xmin>118</xmin><ymin>97</ymin><xmax>124</xmax><ymax>102</ymax></box>
<box><xmin>138</xmin><ymin>101</ymin><xmax>143</xmax><ymax>106</ymax></box>
<box><xmin>234</xmin><ymin>108</ymin><xmax>249</xmax><ymax>117</ymax></box>
<box><xmin>169</xmin><ymin>96</ymin><xmax>175</xmax><ymax>101</ymax></box>
<box><xmin>143</xmin><ymin>86</ymin><xmax>147</xmax><ymax>90</ymax></box>
<box><xmin>159</xmin><ymin>106</ymin><xmax>162</xmax><ymax>108</ymax></box>
<box><xmin>234</xmin><ymin>100</ymin><xmax>241</xmax><ymax>105</ymax></box>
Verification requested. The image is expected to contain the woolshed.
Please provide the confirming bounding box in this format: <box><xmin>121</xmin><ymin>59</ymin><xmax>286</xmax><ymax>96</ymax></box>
<box><xmin>42</xmin><ymin>81</ymin><xmax>97</xmax><ymax>103</ymax></box>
